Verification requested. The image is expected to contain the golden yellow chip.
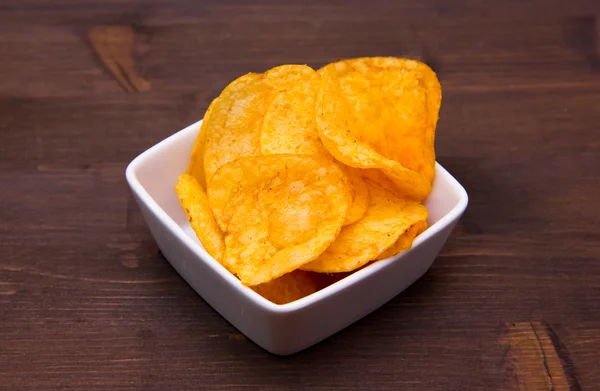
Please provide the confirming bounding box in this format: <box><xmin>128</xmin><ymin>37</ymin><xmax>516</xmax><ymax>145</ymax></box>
<box><xmin>203</xmin><ymin>65</ymin><xmax>320</xmax><ymax>185</ymax></box>
<box><xmin>251</xmin><ymin>270</ymin><xmax>323</xmax><ymax>304</ymax></box>
<box><xmin>207</xmin><ymin>154</ymin><xmax>352</xmax><ymax>286</ymax></box>
<box><xmin>343</xmin><ymin>166</ymin><xmax>369</xmax><ymax>226</ymax></box>
<box><xmin>186</xmin><ymin>99</ymin><xmax>216</xmax><ymax>189</ymax></box>
<box><xmin>301</xmin><ymin>178</ymin><xmax>428</xmax><ymax>273</ymax></box>
<box><xmin>174</xmin><ymin>174</ymin><xmax>226</xmax><ymax>266</ymax></box>
<box><xmin>203</xmin><ymin>73</ymin><xmax>268</xmax><ymax>185</ymax></box>
<box><xmin>260</xmin><ymin>70</ymin><xmax>368</xmax><ymax>226</ymax></box>
<box><xmin>376</xmin><ymin>220</ymin><xmax>428</xmax><ymax>260</ymax></box>
<box><xmin>260</xmin><ymin>69</ymin><xmax>328</xmax><ymax>156</ymax></box>
<box><xmin>263</xmin><ymin>64</ymin><xmax>316</xmax><ymax>90</ymax></box>
<box><xmin>315</xmin><ymin>57</ymin><xmax>441</xmax><ymax>201</ymax></box>
<box><xmin>361</xmin><ymin>167</ymin><xmax>396</xmax><ymax>189</ymax></box>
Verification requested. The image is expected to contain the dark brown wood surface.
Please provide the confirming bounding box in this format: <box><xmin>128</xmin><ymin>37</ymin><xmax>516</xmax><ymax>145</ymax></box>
<box><xmin>1</xmin><ymin>1</ymin><xmax>599</xmax><ymax>390</ymax></box>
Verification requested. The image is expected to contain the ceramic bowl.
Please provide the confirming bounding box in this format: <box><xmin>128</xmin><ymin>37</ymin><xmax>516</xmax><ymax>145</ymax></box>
<box><xmin>125</xmin><ymin>120</ymin><xmax>468</xmax><ymax>355</ymax></box>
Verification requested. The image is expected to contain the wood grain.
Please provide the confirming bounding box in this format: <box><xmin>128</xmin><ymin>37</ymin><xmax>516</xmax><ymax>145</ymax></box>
<box><xmin>503</xmin><ymin>322</ymin><xmax>578</xmax><ymax>390</ymax></box>
<box><xmin>88</xmin><ymin>25</ymin><xmax>151</xmax><ymax>92</ymax></box>
<box><xmin>1</xmin><ymin>1</ymin><xmax>599</xmax><ymax>390</ymax></box>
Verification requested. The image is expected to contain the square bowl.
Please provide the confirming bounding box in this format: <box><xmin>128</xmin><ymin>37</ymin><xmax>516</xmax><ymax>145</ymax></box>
<box><xmin>125</xmin><ymin>120</ymin><xmax>468</xmax><ymax>356</ymax></box>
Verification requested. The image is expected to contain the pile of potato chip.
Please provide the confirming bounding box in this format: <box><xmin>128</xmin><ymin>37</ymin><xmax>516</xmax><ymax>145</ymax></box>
<box><xmin>175</xmin><ymin>57</ymin><xmax>441</xmax><ymax>304</ymax></box>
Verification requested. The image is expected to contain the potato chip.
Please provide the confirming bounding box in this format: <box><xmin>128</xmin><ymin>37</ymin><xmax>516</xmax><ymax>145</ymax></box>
<box><xmin>257</xmin><ymin>66</ymin><xmax>368</xmax><ymax>225</ymax></box>
<box><xmin>342</xmin><ymin>166</ymin><xmax>369</xmax><ymax>226</ymax></box>
<box><xmin>203</xmin><ymin>73</ymin><xmax>268</xmax><ymax>184</ymax></box>
<box><xmin>260</xmin><ymin>69</ymin><xmax>328</xmax><ymax>156</ymax></box>
<box><xmin>315</xmin><ymin>57</ymin><xmax>441</xmax><ymax>201</ymax></box>
<box><xmin>207</xmin><ymin>154</ymin><xmax>351</xmax><ymax>286</ymax></box>
<box><xmin>251</xmin><ymin>270</ymin><xmax>323</xmax><ymax>304</ymax></box>
<box><xmin>203</xmin><ymin>65</ymin><xmax>320</xmax><ymax>185</ymax></box>
<box><xmin>263</xmin><ymin>64</ymin><xmax>316</xmax><ymax>90</ymax></box>
<box><xmin>260</xmin><ymin>73</ymin><xmax>368</xmax><ymax>226</ymax></box>
<box><xmin>186</xmin><ymin>99</ymin><xmax>216</xmax><ymax>189</ymax></box>
<box><xmin>174</xmin><ymin>174</ymin><xmax>226</xmax><ymax>266</ymax></box>
<box><xmin>301</xmin><ymin>178</ymin><xmax>428</xmax><ymax>273</ymax></box>
<box><xmin>375</xmin><ymin>220</ymin><xmax>428</xmax><ymax>260</ymax></box>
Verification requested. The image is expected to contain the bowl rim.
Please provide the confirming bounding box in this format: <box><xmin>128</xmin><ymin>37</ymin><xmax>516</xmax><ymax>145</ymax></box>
<box><xmin>126</xmin><ymin>120</ymin><xmax>469</xmax><ymax>314</ymax></box>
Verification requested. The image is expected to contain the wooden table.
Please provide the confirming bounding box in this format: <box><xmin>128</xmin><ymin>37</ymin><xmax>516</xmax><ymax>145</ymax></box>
<box><xmin>1</xmin><ymin>1</ymin><xmax>599</xmax><ymax>389</ymax></box>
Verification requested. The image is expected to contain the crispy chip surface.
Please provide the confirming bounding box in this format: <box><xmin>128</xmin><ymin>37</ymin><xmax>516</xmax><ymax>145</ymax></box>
<box><xmin>361</xmin><ymin>168</ymin><xmax>401</xmax><ymax>192</ymax></box>
<box><xmin>316</xmin><ymin>57</ymin><xmax>441</xmax><ymax>201</ymax></box>
<box><xmin>260</xmin><ymin>71</ymin><xmax>368</xmax><ymax>226</ymax></box>
<box><xmin>186</xmin><ymin>99</ymin><xmax>216</xmax><ymax>189</ymax></box>
<box><xmin>174</xmin><ymin>174</ymin><xmax>226</xmax><ymax>265</ymax></box>
<box><xmin>260</xmin><ymin>69</ymin><xmax>328</xmax><ymax>156</ymax></box>
<box><xmin>263</xmin><ymin>64</ymin><xmax>317</xmax><ymax>90</ymax></box>
<box><xmin>343</xmin><ymin>166</ymin><xmax>369</xmax><ymax>226</ymax></box>
<box><xmin>203</xmin><ymin>73</ymin><xmax>267</xmax><ymax>184</ymax></box>
<box><xmin>203</xmin><ymin>65</ymin><xmax>321</xmax><ymax>185</ymax></box>
<box><xmin>375</xmin><ymin>220</ymin><xmax>428</xmax><ymax>260</ymax></box>
<box><xmin>301</xmin><ymin>178</ymin><xmax>428</xmax><ymax>273</ymax></box>
<box><xmin>251</xmin><ymin>270</ymin><xmax>324</xmax><ymax>304</ymax></box>
<box><xmin>207</xmin><ymin>154</ymin><xmax>351</xmax><ymax>286</ymax></box>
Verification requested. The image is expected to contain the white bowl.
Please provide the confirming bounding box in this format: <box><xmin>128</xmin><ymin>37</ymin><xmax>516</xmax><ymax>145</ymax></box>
<box><xmin>125</xmin><ymin>120</ymin><xmax>468</xmax><ymax>355</ymax></box>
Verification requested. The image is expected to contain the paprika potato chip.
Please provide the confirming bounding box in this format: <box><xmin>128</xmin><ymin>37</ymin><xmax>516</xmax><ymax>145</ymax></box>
<box><xmin>263</xmin><ymin>64</ymin><xmax>317</xmax><ymax>90</ymax></box>
<box><xmin>251</xmin><ymin>270</ymin><xmax>324</xmax><ymax>304</ymax></box>
<box><xmin>301</xmin><ymin>178</ymin><xmax>428</xmax><ymax>273</ymax></box>
<box><xmin>375</xmin><ymin>220</ymin><xmax>428</xmax><ymax>260</ymax></box>
<box><xmin>361</xmin><ymin>167</ymin><xmax>397</xmax><ymax>190</ymax></box>
<box><xmin>186</xmin><ymin>99</ymin><xmax>216</xmax><ymax>189</ymax></box>
<box><xmin>207</xmin><ymin>154</ymin><xmax>352</xmax><ymax>286</ymax></box>
<box><xmin>174</xmin><ymin>174</ymin><xmax>226</xmax><ymax>265</ymax></box>
<box><xmin>260</xmin><ymin>69</ymin><xmax>328</xmax><ymax>156</ymax></box>
<box><xmin>343</xmin><ymin>166</ymin><xmax>369</xmax><ymax>226</ymax></box>
<box><xmin>315</xmin><ymin>57</ymin><xmax>441</xmax><ymax>201</ymax></box>
<box><xmin>203</xmin><ymin>73</ymin><xmax>267</xmax><ymax>184</ymax></box>
<box><xmin>203</xmin><ymin>65</ymin><xmax>319</xmax><ymax>185</ymax></box>
<box><xmin>260</xmin><ymin>74</ymin><xmax>367</xmax><ymax>226</ymax></box>
<box><xmin>258</xmin><ymin>65</ymin><xmax>371</xmax><ymax>226</ymax></box>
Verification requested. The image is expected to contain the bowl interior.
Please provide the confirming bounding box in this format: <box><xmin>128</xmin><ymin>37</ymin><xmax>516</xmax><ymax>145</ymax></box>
<box><xmin>131</xmin><ymin>122</ymin><xmax>201</xmax><ymax>236</ymax></box>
